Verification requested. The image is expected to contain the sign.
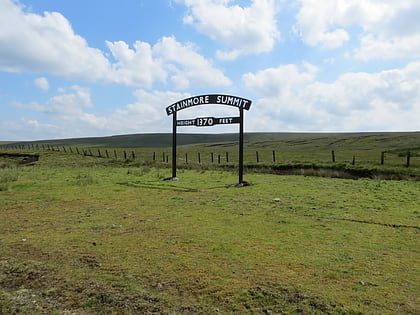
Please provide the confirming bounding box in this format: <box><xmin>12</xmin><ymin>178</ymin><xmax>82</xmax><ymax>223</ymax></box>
<box><xmin>166</xmin><ymin>94</ymin><xmax>252</xmax><ymax>115</ymax></box>
<box><xmin>165</xmin><ymin>94</ymin><xmax>252</xmax><ymax>186</ymax></box>
<box><xmin>177</xmin><ymin>116</ymin><xmax>241</xmax><ymax>127</ymax></box>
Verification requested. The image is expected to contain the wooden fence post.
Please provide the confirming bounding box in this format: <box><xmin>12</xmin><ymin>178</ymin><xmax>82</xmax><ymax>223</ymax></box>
<box><xmin>331</xmin><ymin>150</ymin><xmax>336</xmax><ymax>163</ymax></box>
<box><xmin>198</xmin><ymin>152</ymin><xmax>201</xmax><ymax>164</ymax></box>
<box><xmin>211</xmin><ymin>152</ymin><xmax>214</xmax><ymax>163</ymax></box>
<box><xmin>226</xmin><ymin>152</ymin><xmax>229</xmax><ymax>163</ymax></box>
<box><xmin>352</xmin><ymin>155</ymin><xmax>356</xmax><ymax>165</ymax></box>
<box><xmin>406</xmin><ymin>152</ymin><xmax>411</xmax><ymax>168</ymax></box>
<box><xmin>256</xmin><ymin>151</ymin><xmax>259</xmax><ymax>163</ymax></box>
<box><xmin>381</xmin><ymin>152</ymin><xmax>385</xmax><ymax>165</ymax></box>
<box><xmin>272</xmin><ymin>150</ymin><xmax>276</xmax><ymax>162</ymax></box>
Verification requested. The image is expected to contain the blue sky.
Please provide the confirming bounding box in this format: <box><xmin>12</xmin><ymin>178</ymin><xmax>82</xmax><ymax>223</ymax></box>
<box><xmin>1</xmin><ymin>0</ymin><xmax>419</xmax><ymax>140</ymax></box>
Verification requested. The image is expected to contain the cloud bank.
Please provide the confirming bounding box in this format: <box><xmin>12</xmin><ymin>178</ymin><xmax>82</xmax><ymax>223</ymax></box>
<box><xmin>0</xmin><ymin>0</ymin><xmax>231</xmax><ymax>90</ymax></box>
<box><xmin>244</xmin><ymin>61</ymin><xmax>420</xmax><ymax>131</ymax></box>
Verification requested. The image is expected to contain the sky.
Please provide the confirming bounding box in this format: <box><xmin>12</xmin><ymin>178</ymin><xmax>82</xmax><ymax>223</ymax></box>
<box><xmin>0</xmin><ymin>0</ymin><xmax>419</xmax><ymax>141</ymax></box>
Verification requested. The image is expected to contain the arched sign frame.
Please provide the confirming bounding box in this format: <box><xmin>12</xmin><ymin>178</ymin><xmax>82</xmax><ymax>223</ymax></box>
<box><xmin>165</xmin><ymin>94</ymin><xmax>252</xmax><ymax>186</ymax></box>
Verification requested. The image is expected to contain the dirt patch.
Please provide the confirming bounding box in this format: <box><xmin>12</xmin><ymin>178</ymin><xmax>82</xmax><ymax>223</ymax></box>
<box><xmin>0</xmin><ymin>153</ymin><xmax>39</xmax><ymax>165</ymax></box>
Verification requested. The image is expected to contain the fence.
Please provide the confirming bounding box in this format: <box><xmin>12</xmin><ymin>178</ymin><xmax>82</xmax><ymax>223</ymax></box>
<box><xmin>0</xmin><ymin>143</ymin><xmax>418</xmax><ymax>168</ymax></box>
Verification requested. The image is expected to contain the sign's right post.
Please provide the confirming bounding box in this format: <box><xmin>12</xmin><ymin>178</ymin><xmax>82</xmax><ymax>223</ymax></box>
<box><xmin>238</xmin><ymin>107</ymin><xmax>244</xmax><ymax>185</ymax></box>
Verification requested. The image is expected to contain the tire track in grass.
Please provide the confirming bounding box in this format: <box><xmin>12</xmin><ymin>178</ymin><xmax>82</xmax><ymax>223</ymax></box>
<box><xmin>301</xmin><ymin>214</ymin><xmax>420</xmax><ymax>230</ymax></box>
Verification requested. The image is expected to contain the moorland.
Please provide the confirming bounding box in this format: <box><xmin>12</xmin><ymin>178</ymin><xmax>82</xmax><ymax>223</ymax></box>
<box><xmin>0</xmin><ymin>132</ymin><xmax>419</xmax><ymax>314</ymax></box>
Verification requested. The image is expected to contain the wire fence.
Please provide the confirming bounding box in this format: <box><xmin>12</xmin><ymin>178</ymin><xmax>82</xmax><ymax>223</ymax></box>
<box><xmin>1</xmin><ymin>143</ymin><xmax>419</xmax><ymax>168</ymax></box>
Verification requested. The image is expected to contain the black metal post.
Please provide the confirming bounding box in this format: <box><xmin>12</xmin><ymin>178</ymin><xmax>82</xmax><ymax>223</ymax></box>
<box><xmin>239</xmin><ymin>107</ymin><xmax>244</xmax><ymax>184</ymax></box>
<box><xmin>172</xmin><ymin>112</ymin><xmax>177</xmax><ymax>178</ymax></box>
<box><xmin>406</xmin><ymin>151</ymin><xmax>411</xmax><ymax>168</ymax></box>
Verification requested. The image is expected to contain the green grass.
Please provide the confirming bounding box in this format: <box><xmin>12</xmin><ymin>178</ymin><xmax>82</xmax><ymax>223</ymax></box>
<box><xmin>3</xmin><ymin>132</ymin><xmax>419</xmax><ymax>177</ymax></box>
<box><xmin>0</xmin><ymin>151</ymin><xmax>419</xmax><ymax>314</ymax></box>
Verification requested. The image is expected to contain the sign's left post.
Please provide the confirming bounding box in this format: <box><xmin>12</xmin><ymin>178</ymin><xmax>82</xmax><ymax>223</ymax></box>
<box><xmin>171</xmin><ymin>111</ymin><xmax>178</xmax><ymax>180</ymax></box>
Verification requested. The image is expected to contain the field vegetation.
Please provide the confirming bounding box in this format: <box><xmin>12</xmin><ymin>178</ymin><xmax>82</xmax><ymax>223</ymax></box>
<box><xmin>3</xmin><ymin>132</ymin><xmax>419</xmax><ymax>180</ymax></box>
<box><xmin>0</xmin><ymin>133</ymin><xmax>419</xmax><ymax>314</ymax></box>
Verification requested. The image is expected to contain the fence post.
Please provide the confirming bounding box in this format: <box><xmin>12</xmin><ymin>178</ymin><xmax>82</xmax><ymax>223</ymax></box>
<box><xmin>352</xmin><ymin>155</ymin><xmax>356</xmax><ymax>165</ymax></box>
<box><xmin>381</xmin><ymin>152</ymin><xmax>385</xmax><ymax>165</ymax></box>
<box><xmin>198</xmin><ymin>152</ymin><xmax>201</xmax><ymax>164</ymax></box>
<box><xmin>218</xmin><ymin>154</ymin><xmax>221</xmax><ymax>164</ymax></box>
<box><xmin>124</xmin><ymin>151</ymin><xmax>127</xmax><ymax>160</ymax></box>
<box><xmin>272</xmin><ymin>150</ymin><xmax>276</xmax><ymax>163</ymax></box>
<box><xmin>331</xmin><ymin>150</ymin><xmax>336</xmax><ymax>163</ymax></box>
<box><xmin>153</xmin><ymin>152</ymin><xmax>156</xmax><ymax>161</ymax></box>
<box><xmin>185</xmin><ymin>152</ymin><xmax>188</xmax><ymax>164</ymax></box>
<box><xmin>211</xmin><ymin>152</ymin><xmax>214</xmax><ymax>163</ymax></box>
<box><xmin>226</xmin><ymin>152</ymin><xmax>229</xmax><ymax>163</ymax></box>
<box><xmin>406</xmin><ymin>152</ymin><xmax>411</xmax><ymax>168</ymax></box>
<box><xmin>256</xmin><ymin>151</ymin><xmax>259</xmax><ymax>163</ymax></box>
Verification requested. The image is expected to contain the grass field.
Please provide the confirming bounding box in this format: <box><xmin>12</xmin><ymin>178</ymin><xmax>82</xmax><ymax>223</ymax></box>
<box><xmin>2</xmin><ymin>132</ymin><xmax>420</xmax><ymax>180</ymax></box>
<box><xmin>0</xmin><ymin>150</ymin><xmax>419</xmax><ymax>314</ymax></box>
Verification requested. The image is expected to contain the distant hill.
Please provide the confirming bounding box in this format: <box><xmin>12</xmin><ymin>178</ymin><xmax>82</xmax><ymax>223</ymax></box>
<box><xmin>3</xmin><ymin>132</ymin><xmax>420</xmax><ymax>152</ymax></box>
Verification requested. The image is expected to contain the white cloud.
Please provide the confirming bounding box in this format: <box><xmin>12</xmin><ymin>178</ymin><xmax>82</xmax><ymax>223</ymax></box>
<box><xmin>106</xmin><ymin>40</ymin><xmax>167</xmax><ymax>88</ymax></box>
<box><xmin>178</xmin><ymin>0</ymin><xmax>280</xmax><ymax>58</ymax></box>
<box><xmin>46</xmin><ymin>85</ymin><xmax>93</xmax><ymax>115</ymax></box>
<box><xmin>295</xmin><ymin>0</ymin><xmax>420</xmax><ymax>59</ymax></box>
<box><xmin>105</xmin><ymin>90</ymin><xmax>191</xmax><ymax>132</ymax></box>
<box><xmin>153</xmin><ymin>36</ymin><xmax>232</xmax><ymax>89</ymax></box>
<box><xmin>354</xmin><ymin>32</ymin><xmax>420</xmax><ymax>61</ymax></box>
<box><xmin>243</xmin><ymin>62</ymin><xmax>420</xmax><ymax>131</ymax></box>
<box><xmin>15</xmin><ymin>85</ymin><xmax>103</xmax><ymax>128</ymax></box>
<box><xmin>0</xmin><ymin>0</ymin><xmax>231</xmax><ymax>90</ymax></box>
<box><xmin>0</xmin><ymin>0</ymin><xmax>112</xmax><ymax>81</ymax></box>
<box><xmin>0</xmin><ymin>119</ymin><xmax>60</xmax><ymax>141</ymax></box>
<box><xmin>106</xmin><ymin>36</ymin><xmax>232</xmax><ymax>89</ymax></box>
<box><xmin>34</xmin><ymin>77</ymin><xmax>49</xmax><ymax>91</ymax></box>
<box><xmin>12</xmin><ymin>87</ymin><xmax>192</xmax><ymax>136</ymax></box>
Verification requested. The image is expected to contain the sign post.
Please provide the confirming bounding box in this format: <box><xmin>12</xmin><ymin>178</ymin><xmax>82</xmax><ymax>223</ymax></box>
<box><xmin>172</xmin><ymin>111</ymin><xmax>177</xmax><ymax>179</ymax></box>
<box><xmin>164</xmin><ymin>94</ymin><xmax>252</xmax><ymax>186</ymax></box>
<box><xmin>239</xmin><ymin>107</ymin><xmax>244</xmax><ymax>184</ymax></box>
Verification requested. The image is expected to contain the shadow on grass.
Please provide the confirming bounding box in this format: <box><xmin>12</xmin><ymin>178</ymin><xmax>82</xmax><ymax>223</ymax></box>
<box><xmin>117</xmin><ymin>180</ymin><xmax>200</xmax><ymax>192</ymax></box>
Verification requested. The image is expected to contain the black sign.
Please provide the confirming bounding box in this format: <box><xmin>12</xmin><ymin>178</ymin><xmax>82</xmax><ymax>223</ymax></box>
<box><xmin>166</xmin><ymin>94</ymin><xmax>252</xmax><ymax>115</ymax></box>
<box><xmin>177</xmin><ymin>116</ymin><xmax>240</xmax><ymax>127</ymax></box>
<box><xmin>166</xmin><ymin>94</ymin><xmax>251</xmax><ymax>186</ymax></box>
